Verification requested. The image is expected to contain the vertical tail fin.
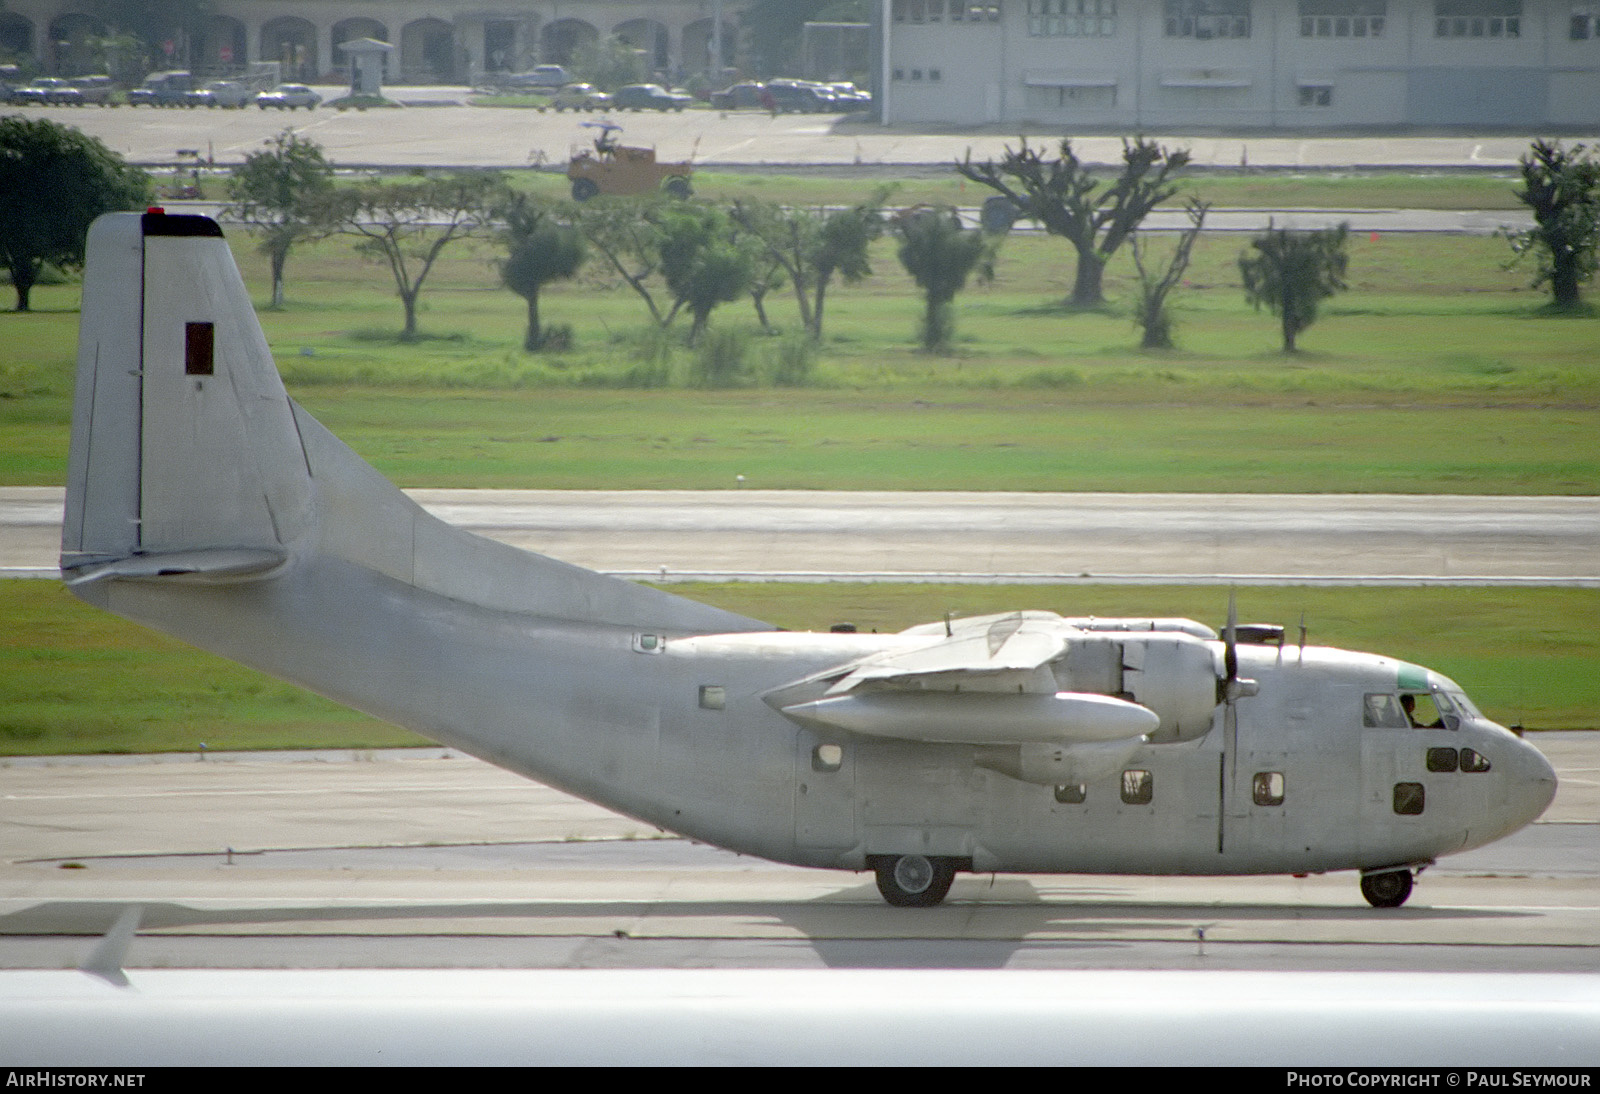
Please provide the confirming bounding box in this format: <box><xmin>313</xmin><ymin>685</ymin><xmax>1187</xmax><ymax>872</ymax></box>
<box><xmin>62</xmin><ymin>211</ymin><xmax>311</xmax><ymax>581</ymax></box>
<box><xmin>60</xmin><ymin>211</ymin><xmax>763</xmax><ymax>635</ymax></box>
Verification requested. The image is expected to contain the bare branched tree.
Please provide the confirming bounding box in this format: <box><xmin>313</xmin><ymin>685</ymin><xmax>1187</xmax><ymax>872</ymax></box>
<box><xmin>956</xmin><ymin>136</ymin><xmax>1189</xmax><ymax>307</ymax></box>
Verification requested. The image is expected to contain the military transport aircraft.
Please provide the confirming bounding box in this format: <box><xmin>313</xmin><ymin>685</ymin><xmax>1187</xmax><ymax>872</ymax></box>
<box><xmin>60</xmin><ymin>211</ymin><xmax>1558</xmax><ymax>909</ymax></box>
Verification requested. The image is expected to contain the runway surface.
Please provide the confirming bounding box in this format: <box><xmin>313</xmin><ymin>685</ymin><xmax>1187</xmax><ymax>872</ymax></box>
<box><xmin>5</xmin><ymin>487</ymin><xmax>1598</xmax><ymax>583</ymax></box>
<box><xmin>2</xmin><ymin>736</ymin><xmax>1596</xmax><ymax>973</ymax></box>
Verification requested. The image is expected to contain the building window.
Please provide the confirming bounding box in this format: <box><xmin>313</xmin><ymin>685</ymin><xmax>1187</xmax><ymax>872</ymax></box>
<box><xmin>1299</xmin><ymin>0</ymin><xmax>1386</xmax><ymax>36</ymax></box>
<box><xmin>1573</xmin><ymin>5</ymin><xmax>1600</xmax><ymax>38</ymax></box>
<box><xmin>1435</xmin><ymin>0</ymin><xmax>1521</xmax><ymax>37</ymax></box>
<box><xmin>917</xmin><ymin>1</ymin><xmax>1003</xmax><ymax>21</ymax></box>
<box><xmin>1029</xmin><ymin>0</ymin><xmax>1119</xmax><ymax>36</ymax></box>
<box><xmin>1026</xmin><ymin>83</ymin><xmax>1118</xmax><ymax>109</ymax></box>
<box><xmin>1165</xmin><ymin>0</ymin><xmax>1252</xmax><ymax>38</ymax></box>
<box><xmin>1298</xmin><ymin>84</ymin><xmax>1333</xmax><ymax>106</ymax></box>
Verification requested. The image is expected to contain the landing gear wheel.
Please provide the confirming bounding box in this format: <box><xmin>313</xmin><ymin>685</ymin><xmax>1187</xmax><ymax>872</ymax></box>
<box><xmin>873</xmin><ymin>854</ymin><xmax>957</xmax><ymax>907</ymax></box>
<box><xmin>1360</xmin><ymin>869</ymin><xmax>1414</xmax><ymax>908</ymax></box>
<box><xmin>570</xmin><ymin>178</ymin><xmax>599</xmax><ymax>202</ymax></box>
<box><xmin>663</xmin><ymin>176</ymin><xmax>692</xmax><ymax>199</ymax></box>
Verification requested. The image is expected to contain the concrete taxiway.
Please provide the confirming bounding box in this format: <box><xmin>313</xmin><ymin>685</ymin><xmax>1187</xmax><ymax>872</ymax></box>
<box><xmin>4</xmin><ymin>487</ymin><xmax>1598</xmax><ymax>583</ymax></box>
<box><xmin>2</xmin><ymin>737</ymin><xmax>1596</xmax><ymax>972</ymax></box>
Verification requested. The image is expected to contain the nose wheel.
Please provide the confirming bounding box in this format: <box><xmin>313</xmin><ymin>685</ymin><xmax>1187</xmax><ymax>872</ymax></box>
<box><xmin>1360</xmin><ymin>868</ymin><xmax>1415</xmax><ymax>908</ymax></box>
<box><xmin>872</xmin><ymin>854</ymin><xmax>958</xmax><ymax>907</ymax></box>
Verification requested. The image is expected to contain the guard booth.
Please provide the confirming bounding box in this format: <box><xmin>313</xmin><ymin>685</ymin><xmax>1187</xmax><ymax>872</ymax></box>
<box><xmin>339</xmin><ymin>37</ymin><xmax>394</xmax><ymax>97</ymax></box>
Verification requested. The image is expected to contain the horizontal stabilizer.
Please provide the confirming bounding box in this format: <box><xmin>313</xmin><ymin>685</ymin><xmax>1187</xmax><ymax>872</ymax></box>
<box><xmin>62</xmin><ymin>548</ymin><xmax>289</xmax><ymax>587</ymax></box>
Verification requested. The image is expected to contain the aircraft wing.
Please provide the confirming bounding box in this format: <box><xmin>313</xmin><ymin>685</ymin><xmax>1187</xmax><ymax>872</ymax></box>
<box><xmin>775</xmin><ymin>612</ymin><xmax>1162</xmax><ymax>746</ymax></box>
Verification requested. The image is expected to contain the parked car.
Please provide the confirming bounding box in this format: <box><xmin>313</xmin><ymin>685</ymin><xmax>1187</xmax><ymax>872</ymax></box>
<box><xmin>497</xmin><ymin>65</ymin><xmax>568</xmax><ymax>91</ymax></box>
<box><xmin>70</xmin><ymin>75</ymin><xmax>116</xmax><ymax>105</ymax></box>
<box><xmin>765</xmin><ymin>81</ymin><xmax>838</xmax><ymax>113</ymax></box>
<box><xmin>709</xmin><ymin>82</ymin><xmax>767</xmax><ymax>110</ymax></box>
<box><xmin>187</xmin><ymin>80</ymin><xmax>253</xmax><ymax>109</ymax></box>
<box><xmin>12</xmin><ymin>78</ymin><xmax>77</xmax><ymax>105</ymax></box>
<box><xmin>548</xmin><ymin>83</ymin><xmax>611</xmax><ymax>112</ymax></box>
<box><xmin>612</xmin><ymin>83</ymin><xmax>691</xmax><ymax>112</ymax></box>
<box><xmin>256</xmin><ymin>83</ymin><xmax>321</xmax><ymax>110</ymax></box>
<box><xmin>128</xmin><ymin>71</ymin><xmax>196</xmax><ymax>107</ymax></box>
<box><xmin>826</xmin><ymin>82</ymin><xmax>872</xmax><ymax>110</ymax></box>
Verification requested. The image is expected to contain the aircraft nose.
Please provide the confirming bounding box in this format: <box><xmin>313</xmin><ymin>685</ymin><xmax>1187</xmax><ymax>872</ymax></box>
<box><xmin>1506</xmin><ymin>734</ymin><xmax>1558</xmax><ymax>827</ymax></box>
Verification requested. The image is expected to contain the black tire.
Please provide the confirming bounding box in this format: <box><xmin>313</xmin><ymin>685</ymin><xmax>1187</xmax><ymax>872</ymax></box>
<box><xmin>872</xmin><ymin>854</ymin><xmax>957</xmax><ymax>908</ymax></box>
<box><xmin>1360</xmin><ymin>869</ymin><xmax>1414</xmax><ymax>908</ymax></box>
<box><xmin>570</xmin><ymin>178</ymin><xmax>599</xmax><ymax>202</ymax></box>
<box><xmin>663</xmin><ymin>176</ymin><xmax>691</xmax><ymax>199</ymax></box>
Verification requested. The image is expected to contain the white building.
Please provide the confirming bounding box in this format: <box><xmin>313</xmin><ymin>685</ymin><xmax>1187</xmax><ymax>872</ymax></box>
<box><xmin>878</xmin><ymin>0</ymin><xmax>1600</xmax><ymax>127</ymax></box>
<box><xmin>1</xmin><ymin>1</ymin><xmax>745</xmax><ymax>85</ymax></box>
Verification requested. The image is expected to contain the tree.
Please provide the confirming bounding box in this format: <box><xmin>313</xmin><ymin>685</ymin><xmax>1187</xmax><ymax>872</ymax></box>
<box><xmin>1506</xmin><ymin>139</ymin><xmax>1600</xmax><ymax>310</ymax></box>
<box><xmin>325</xmin><ymin>173</ymin><xmax>505</xmax><ymax>341</ymax></box>
<box><xmin>957</xmin><ymin>136</ymin><xmax>1190</xmax><ymax>307</ymax></box>
<box><xmin>577</xmin><ymin>197</ymin><xmax>673</xmax><ymax>326</ymax></box>
<box><xmin>895</xmin><ymin>207</ymin><xmax>996</xmax><ymax>354</ymax></box>
<box><xmin>497</xmin><ymin>192</ymin><xmax>585</xmax><ymax>351</ymax></box>
<box><xmin>0</xmin><ymin>116</ymin><xmax>150</xmax><ymax>312</ymax></box>
<box><xmin>657</xmin><ymin>203</ymin><xmax>754</xmax><ymax>345</ymax></box>
<box><xmin>90</xmin><ymin>0</ymin><xmax>213</xmax><ymax>69</ymax></box>
<box><xmin>731</xmin><ymin>195</ymin><xmax>883</xmax><ymax>340</ymax></box>
<box><xmin>1239</xmin><ymin>222</ymin><xmax>1350</xmax><ymax>353</ymax></box>
<box><xmin>569</xmin><ymin>35</ymin><xmax>649</xmax><ymax>90</ymax></box>
<box><xmin>1130</xmin><ymin>199</ymin><xmax>1209</xmax><ymax>350</ymax></box>
<box><xmin>224</xmin><ymin>130</ymin><xmax>335</xmax><ymax>309</ymax></box>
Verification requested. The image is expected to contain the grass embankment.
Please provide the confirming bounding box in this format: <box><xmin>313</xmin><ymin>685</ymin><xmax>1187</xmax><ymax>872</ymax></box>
<box><xmin>2</xmin><ymin>581</ymin><xmax>1594</xmax><ymax>756</ymax></box>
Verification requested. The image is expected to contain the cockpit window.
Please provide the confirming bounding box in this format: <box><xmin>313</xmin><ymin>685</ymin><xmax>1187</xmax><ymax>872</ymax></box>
<box><xmin>1399</xmin><ymin>691</ymin><xmax>1463</xmax><ymax>730</ymax></box>
<box><xmin>1448</xmin><ymin>690</ymin><xmax>1484</xmax><ymax>722</ymax></box>
<box><xmin>1363</xmin><ymin>693</ymin><xmax>1409</xmax><ymax>728</ymax></box>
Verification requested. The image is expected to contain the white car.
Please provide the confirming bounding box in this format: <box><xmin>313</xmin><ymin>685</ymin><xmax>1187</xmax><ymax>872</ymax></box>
<box><xmin>256</xmin><ymin>84</ymin><xmax>321</xmax><ymax>110</ymax></box>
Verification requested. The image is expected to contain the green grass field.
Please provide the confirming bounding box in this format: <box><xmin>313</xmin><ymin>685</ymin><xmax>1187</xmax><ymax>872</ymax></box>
<box><xmin>2</xmin><ymin>220</ymin><xmax>1596</xmax><ymax>493</ymax></box>
<box><xmin>2</xmin><ymin>581</ymin><xmax>1594</xmax><ymax>757</ymax></box>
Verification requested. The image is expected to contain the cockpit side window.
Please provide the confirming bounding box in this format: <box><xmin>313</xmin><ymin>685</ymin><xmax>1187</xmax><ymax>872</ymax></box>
<box><xmin>1401</xmin><ymin>691</ymin><xmax>1459</xmax><ymax>730</ymax></box>
<box><xmin>1363</xmin><ymin>693</ymin><xmax>1409</xmax><ymax>728</ymax></box>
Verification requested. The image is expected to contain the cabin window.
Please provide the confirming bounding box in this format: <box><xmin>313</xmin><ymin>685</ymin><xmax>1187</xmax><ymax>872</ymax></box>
<box><xmin>698</xmin><ymin>685</ymin><xmax>725</xmax><ymax>711</ymax></box>
<box><xmin>1121</xmin><ymin>769</ymin><xmax>1153</xmax><ymax>805</ymax></box>
<box><xmin>1054</xmin><ymin>783</ymin><xmax>1087</xmax><ymax>804</ymax></box>
<box><xmin>1461</xmin><ymin>748</ymin><xmax>1492</xmax><ymax>773</ymax></box>
<box><xmin>1393</xmin><ymin>782</ymin><xmax>1426</xmax><ymax>815</ymax></box>
<box><xmin>812</xmin><ymin>743</ymin><xmax>843</xmax><ymax>772</ymax></box>
<box><xmin>1252</xmin><ymin>771</ymin><xmax>1285</xmax><ymax>806</ymax></box>
<box><xmin>185</xmin><ymin>321</ymin><xmax>214</xmax><ymax>376</ymax></box>
<box><xmin>1426</xmin><ymin>747</ymin><xmax>1459</xmax><ymax>772</ymax></box>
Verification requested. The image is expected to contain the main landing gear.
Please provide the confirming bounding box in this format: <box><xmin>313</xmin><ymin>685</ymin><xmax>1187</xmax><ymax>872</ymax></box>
<box><xmin>871</xmin><ymin>854</ymin><xmax>959</xmax><ymax>907</ymax></box>
<box><xmin>1360</xmin><ymin>868</ymin><xmax>1415</xmax><ymax>908</ymax></box>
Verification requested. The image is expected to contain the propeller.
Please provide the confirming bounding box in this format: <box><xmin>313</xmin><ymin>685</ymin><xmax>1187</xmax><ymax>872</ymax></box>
<box><xmin>1215</xmin><ymin>591</ymin><xmax>1259</xmax><ymax>855</ymax></box>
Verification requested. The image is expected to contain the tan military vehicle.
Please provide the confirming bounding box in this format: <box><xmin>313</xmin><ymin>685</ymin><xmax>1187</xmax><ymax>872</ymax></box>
<box><xmin>565</xmin><ymin>123</ymin><xmax>692</xmax><ymax>201</ymax></box>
